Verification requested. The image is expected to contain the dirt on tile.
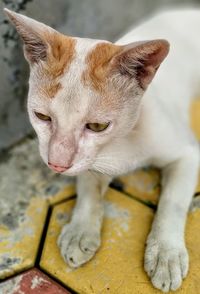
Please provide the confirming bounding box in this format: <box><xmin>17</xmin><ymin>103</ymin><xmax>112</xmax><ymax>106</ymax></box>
<box><xmin>0</xmin><ymin>137</ymin><xmax>74</xmax><ymax>229</ymax></box>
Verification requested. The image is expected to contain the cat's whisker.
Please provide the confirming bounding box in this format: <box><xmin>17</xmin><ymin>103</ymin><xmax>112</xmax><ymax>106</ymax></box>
<box><xmin>95</xmin><ymin>156</ymin><xmax>130</xmax><ymax>163</ymax></box>
<box><xmin>93</xmin><ymin>161</ymin><xmax>127</xmax><ymax>176</ymax></box>
<box><xmin>92</xmin><ymin>163</ymin><xmax>111</xmax><ymax>174</ymax></box>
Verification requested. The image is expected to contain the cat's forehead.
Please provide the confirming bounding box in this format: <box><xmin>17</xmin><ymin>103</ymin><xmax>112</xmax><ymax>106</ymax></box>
<box><xmin>32</xmin><ymin>37</ymin><xmax>120</xmax><ymax>100</ymax></box>
<box><xmin>62</xmin><ymin>37</ymin><xmax>119</xmax><ymax>91</ymax></box>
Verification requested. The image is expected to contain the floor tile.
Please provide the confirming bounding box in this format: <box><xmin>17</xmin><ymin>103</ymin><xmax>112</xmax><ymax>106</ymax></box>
<box><xmin>0</xmin><ymin>198</ymin><xmax>48</xmax><ymax>279</ymax></box>
<box><xmin>48</xmin><ymin>185</ymin><xmax>75</xmax><ymax>205</ymax></box>
<box><xmin>190</xmin><ymin>98</ymin><xmax>200</xmax><ymax>140</ymax></box>
<box><xmin>116</xmin><ymin>167</ymin><xmax>161</xmax><ymax>205</ymax></box>
<box><xmin>0</xmin><ymin>183</ymin><xmax>75</xmax><ymax>280</ymax></box>
<box><xmin>0</xmin><ymin>268</ymin><xmax>71</xmax><ymax>294</ymax></box>
<box><xmin>40</xmin><ymin>188</ymin><xmax>200</xmax><ymax>293</ymax></box>
<box><xmin>190</xmin><ymin>98</ymin><xmax>200</xmax><ymax>193</ymax></box>
<box><xmin>40</xmin><ymin>188</ymin><xmax>154</xmax><ymax>293</ymax></box>
<box><xmin>0</xmin><ymin>138</ymin><xmax>75</xmax><ymax>209</ymax></box>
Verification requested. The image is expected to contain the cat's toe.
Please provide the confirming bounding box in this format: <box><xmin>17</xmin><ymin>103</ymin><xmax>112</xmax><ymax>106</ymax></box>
<box><xmin>57</xmin><ymin>223</ymin><xmax>101</xmax><ymax>268</ymax></box>
<box><xmin>79</xmin><ymin>231</ymin><xmax>100</xmax><ymax>253</ymax></box>
<box><xmin>144</xmin><ymin>236</ymin><xmax>188</xmax><ymax>292</ymax></box>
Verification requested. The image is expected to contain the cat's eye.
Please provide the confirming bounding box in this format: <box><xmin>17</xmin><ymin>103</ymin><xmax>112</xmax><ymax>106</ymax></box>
<box><xmin>86</xmin><ymin>122</ymin><xmax>110</xmax><ymax>132</ymax></box>
<box><xmin>34</xmin><ymin>112</ymin><xmax>51</xmax><ymax>122</ymax></box>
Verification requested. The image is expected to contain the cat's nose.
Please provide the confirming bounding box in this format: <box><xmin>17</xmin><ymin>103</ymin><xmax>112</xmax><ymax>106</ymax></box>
<box><xmin>48</xmin><ymin>162</ymin><xmax>71</xmax><ymax>173</ymax></box>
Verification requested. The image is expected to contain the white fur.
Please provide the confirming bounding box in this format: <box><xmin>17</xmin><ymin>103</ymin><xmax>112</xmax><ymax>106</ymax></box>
<box><xmin>5</xmin><ymin>8</ymin><xmax>200</xmax><ymax>292</ymax></box>
<box><xmin>62</xmin><ymin>9</ymin><xmax>200</xmax><ymax>292</ymax></box>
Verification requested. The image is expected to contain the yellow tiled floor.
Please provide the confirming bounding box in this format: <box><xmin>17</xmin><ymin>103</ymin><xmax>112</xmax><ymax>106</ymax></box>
<box><xmin>40</xmin><ymin>188</ymin><xmax>154</xmax><ymax>293</ymax></box>
<box><xmin>47</xmin><ymin>184</ymin><xmax>75</xmax><ymax>205</ymax></box>
<box><xmin>191</xmin><ymin>98</ymin><xmax>200</xmax><ymax>140</ymax></box>
<box><xmin>0</xmin><ymin>99</ymin><xmax>200</xmax><ymax>292</ymax></box>
<box><xmin>117</xmin><ymin>168</ymin><xmax>161</xmax><ymax>205</ymax></box>
<box><xmin>0</xmin><ymin>185</ymin><xmax>75</xmax><ymax>280</ymax></box>
<box><xmin>0</xmin><ymin>198</ymin><xmax>48</xmax><ymax>279</ymax></box>
<box><xmin>40</xmin><ymin>188</ymin><xmax>200</xmax><ymax>294</ymax></box>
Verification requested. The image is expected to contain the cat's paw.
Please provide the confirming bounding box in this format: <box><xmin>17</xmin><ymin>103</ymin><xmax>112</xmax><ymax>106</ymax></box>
<box><xmin>57</xmin><ymin>222</ymin><xmax>101</xmax><ymax>268</ymax></box>
<box><xmin>144</xmin><ymin>235</ymin><xmax>188</xmax><ymax>292</ymax></box>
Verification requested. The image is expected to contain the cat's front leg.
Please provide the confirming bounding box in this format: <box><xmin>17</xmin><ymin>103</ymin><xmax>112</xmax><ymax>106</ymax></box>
<box><xmin>144</xmin><ymin>146</ymin><xmax>199</xmax><ymax>292</ymax></box>
<box><xmin>58</xmin><ymin>171</ymin><xmax>111</xmax><ymax>268</ymax></box>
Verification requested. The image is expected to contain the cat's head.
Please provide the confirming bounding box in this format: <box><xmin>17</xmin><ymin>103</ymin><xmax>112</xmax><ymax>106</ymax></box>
<box><xmin>4</xmin><ymin>9</ymin><xmax>169</xmax><ymax>176</ymax></box>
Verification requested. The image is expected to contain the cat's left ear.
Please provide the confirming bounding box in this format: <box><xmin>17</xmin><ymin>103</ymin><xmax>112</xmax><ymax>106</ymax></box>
<box><xmin>4</xmin><ymin>8</ymin><xmax>59</xmax><ymax>65</ymax></box>
<box><xmin>111</xmin><ymin>40</ymin><xmax>170</xmax><ymax>90</ymax></box>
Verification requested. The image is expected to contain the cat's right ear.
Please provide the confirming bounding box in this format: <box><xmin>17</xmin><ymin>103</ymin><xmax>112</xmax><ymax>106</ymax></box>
<box><xmin>110</xmin><ymin>40</ymin><xmax>169</xmax><ymax>90</ymax></box>
<box><xmin>4</xmin><ymin>8</ymin><xmax>56</xmax><ymax>65</ymax></box>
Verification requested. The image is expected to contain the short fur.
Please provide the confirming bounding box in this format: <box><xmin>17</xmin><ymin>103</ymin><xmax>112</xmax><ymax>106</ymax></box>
<box><xmin>5</xmin><ymin>8</ymin><xmax>200</xmax><ymax>292</ymax></box>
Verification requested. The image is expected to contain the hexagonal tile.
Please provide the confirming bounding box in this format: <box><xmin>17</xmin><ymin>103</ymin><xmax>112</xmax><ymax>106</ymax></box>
<box><xmin>116</xmin><ymin>167</ymin><xmax>161</xmax><ymax>206</ymax></box>
<box><xmin>0</xmin><ymin>198</ymin><xmax>48</xmax><ymax>279</ymax></box>
<box><xmin>0</xmin><ymin>268</ymin><xmax>71</xmax><ymax>293</ymax></box>
<box><xmin>40</xmin><ymin>188</ymin><xmax>200</xmax><ymax>293</ymax></box>
<box><xmin>190</xmin><ymin>98</ymin><xmax>200</xmax><ymax>193</ymax></box>
<box><xmin>190</xmin><ymin>98</ymin><xmax>200</xmax><ymax>140</ymax></box>
<box><xmin>40</xmin><ymin>188</ymin><xmax>153</xmax><ymax>293</ymax></box>
<box><xmin>0</xmin><ymin>138</ymin><xmax>75</xmax><ymax>210</ymax></box>
<box><xmin>47</xmin><ymin>185</ymin><xmax>75</xmax><ymax>205</ymax></box>
<box><xmin>0</xmin><ymin>182</ymin><xmax>75</xmax><ymax>280</ymax></box>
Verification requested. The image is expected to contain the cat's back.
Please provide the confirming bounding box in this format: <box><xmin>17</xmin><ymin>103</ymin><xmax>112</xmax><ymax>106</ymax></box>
<box><xmin>116</xmin><ymin>8</ymin><xmax>200</xmax><ymax>50</ymax></box>
<box><xmin>116</xmin><ymin>8</ymin><xmax>200</xmax><ymax>122</ymax></box>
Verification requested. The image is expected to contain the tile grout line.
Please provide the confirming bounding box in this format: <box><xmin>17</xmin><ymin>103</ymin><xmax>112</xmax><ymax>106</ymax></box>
<box><xmin>39</xmin><ymin>267</ymin><xmax>79</xmax><ymax>294</ymax></box>
<box><xmin>35</xmin><ymin>193</ymin><xmax>76</xmax><ymax>267</ymax></box>
<box><xmin>110</xmin><ymin>182</ymin><xmax>157</xmax><ymax>210</ymax></box>
<box><xmin>35</xmin><ymin>196</ymin><xmax>79</xmax><ymax>294</ymax></box>
<box><xmin>50</xmin><ymin>194</ymin><xmax>76</xmax><ymax>207</ymax></box>
<box><xmin>0</xmin><ymin>196</ymin><xmax>79</xmax><ymax>293</ymax></box>
<box><xmin>34</xmin><ymin>205</ymin><xmax>52</xmax><ymax>267</ymax></box>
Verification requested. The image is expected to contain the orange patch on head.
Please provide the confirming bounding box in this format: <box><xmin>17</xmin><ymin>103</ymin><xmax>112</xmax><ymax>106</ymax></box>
<box><xmin>39</xmin><ymin>82</ymin><xmax>62</xmax><ymax>98</ymax></box>
<box><xmin>82</xmin><ymin>42</ymin><xmax>122</xmax><ymax>92</ymax></box>
<box><xmin>41</xmin><ymin>34</ymin><xmax>76</xmax><ymax>98</ymax></box>
<box><xmin>45</xmin><ymin>33</ymin><xmax>76</xmax><ymax>78</ymax></box>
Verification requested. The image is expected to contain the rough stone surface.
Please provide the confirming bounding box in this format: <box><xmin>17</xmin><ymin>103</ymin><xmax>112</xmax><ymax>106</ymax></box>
<box><xmin>0</xmin><ymin>136</ymin><xmax>74</xmax><ymax>279</ymax></box>
<box><xmin>0</xmin><ymin>268</ymin><xmax>71</xmax><ymax>293</ymax></box>
<box><xmin>0</xmin><ymin>137</ymin><xmax>74</xmax><ymax>226</ymax></box>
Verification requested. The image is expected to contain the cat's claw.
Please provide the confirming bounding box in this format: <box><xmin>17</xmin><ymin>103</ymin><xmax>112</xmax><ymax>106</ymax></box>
<box><xmin>57</xmin><ymin>222</ymin><xmax>101</xmax><ymax>268</ymax></box>
<box><xmin>144</xmin><ymin>235</ymin><xmax>188</xmax><ymax>292</ymax></box>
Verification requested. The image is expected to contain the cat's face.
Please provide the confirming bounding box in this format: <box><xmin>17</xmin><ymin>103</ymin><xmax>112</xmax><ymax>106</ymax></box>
<box><xmin>5</xmin><ymin>9</ymin><xmax>169</xmax><ymax>176</ymax></box>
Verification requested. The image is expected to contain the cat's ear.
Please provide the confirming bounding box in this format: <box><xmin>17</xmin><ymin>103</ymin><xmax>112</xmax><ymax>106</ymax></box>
<box><xmin>4</xmin><ymin>8</ymin><xmax>57</xmax><ymax>65</ymax></box>
<box><xmin>111</xmin><ymin>40</ymin><xmax>169</xmax><ymax>89</ymax></box>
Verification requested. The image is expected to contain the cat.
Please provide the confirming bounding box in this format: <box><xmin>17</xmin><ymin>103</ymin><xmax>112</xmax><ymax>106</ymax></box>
<box><xmin>4</xmin><ymin>7</ymin><xmax>200</xmax><ymax>292</ymax></box>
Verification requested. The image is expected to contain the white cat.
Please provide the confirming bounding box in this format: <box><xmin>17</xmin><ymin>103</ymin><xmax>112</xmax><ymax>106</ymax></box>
<box><xmin>5</xmin><ymin>8</ymin><xmax>200</xmax><ymax>292</ymax></box>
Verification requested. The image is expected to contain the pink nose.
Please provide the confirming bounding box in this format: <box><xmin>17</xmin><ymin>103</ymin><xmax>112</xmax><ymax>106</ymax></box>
<box><xmin>48</xmin><ymin>162</ymin><xmax>71</xmax><ymax>173</ymax></box>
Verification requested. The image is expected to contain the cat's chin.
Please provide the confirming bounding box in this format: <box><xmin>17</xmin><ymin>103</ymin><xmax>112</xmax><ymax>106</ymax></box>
<box><xmin>62</xmin><ymin>170</ymin><xmax>85</xmax><ymax>176</ymax></box>
<box><xmin>60</xmin><ymin>165</ymin><xmax>91</xmax><ymax>176</ymax></box>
